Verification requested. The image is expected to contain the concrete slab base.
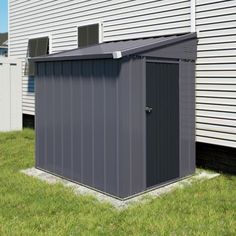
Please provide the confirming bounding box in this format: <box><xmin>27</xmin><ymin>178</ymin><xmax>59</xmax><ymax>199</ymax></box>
<box><xmin>21</xmin><ymin>168</ymin><xmax>220</xmax><ymax>209</ymax></box>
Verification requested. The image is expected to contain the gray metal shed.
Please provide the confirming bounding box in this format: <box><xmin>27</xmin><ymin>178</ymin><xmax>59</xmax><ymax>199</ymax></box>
<box><xmin>33</xmin><ymin>33</ymin><xmax>197</xmax><ymax>199</ymax></box>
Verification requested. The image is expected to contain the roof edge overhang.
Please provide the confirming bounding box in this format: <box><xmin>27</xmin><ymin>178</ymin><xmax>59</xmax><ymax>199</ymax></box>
<box><xmin>31</xmin><ymin>53</ymin><xmax>113</xmax><ymax>62</ymax></box>
<box><xmin>31</xmin><ymin>32</ymin><xmax>197</xmax><ymax>63</ymax></box>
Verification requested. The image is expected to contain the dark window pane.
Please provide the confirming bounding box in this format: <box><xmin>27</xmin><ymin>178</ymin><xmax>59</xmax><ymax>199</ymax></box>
<box><xmin>78</xmin><ymin>26</ymin><xmax>88</xmax><ymax>47</ymax></box>
<box><xmin>27</xmin><ymin>37</ymin><xmax>49</xmax><ymax>76</ymax></box>
<box><xmin>28</xmin><ymin>37</ymin><xmax>49</xmax><ymax>58</ymax></box>
<box><xmin>28</xmin><ymin>61</ymin><xmax>35</xmax><ymax>76</ymax></box>
<box><xmin>36</xmin><ymin>37</ymin><xmax>49</xmax><ymax>56</ymax></box>
<box><xmin>78</xmin><ymin>24</ymin><xmax>99</xmax><ymax>47</ymax></box>
<box><xmin>88</xmin><ymin>24</ymin><xmax>99</xmax><ymax>46</ymax></box>
<box><xmin>28</xmin><ymin>39</ymin><xmax>37</xmax><ymax>57</ymax></box>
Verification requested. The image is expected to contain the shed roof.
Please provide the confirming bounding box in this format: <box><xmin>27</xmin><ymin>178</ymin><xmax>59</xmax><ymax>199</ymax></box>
<box><xmin>32</xmin><ymin>33</ymin><xmax>197</xmax><ymax>62</ymax></box>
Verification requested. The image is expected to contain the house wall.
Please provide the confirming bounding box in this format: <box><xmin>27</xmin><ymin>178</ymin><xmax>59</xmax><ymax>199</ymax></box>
<box><xmin>195</xmin><ymin>0</ymin><xmax>236</xmax><ymax>148</ymax></box>
<box><xmin>9</xmin><ymin>0</ymin><xmax>236</xmax><ymax>148</ymax></box>
<box><xmin>9</xmin><ymin>0</ymin><xmax>191</xmax><ymax>115</ymax></box>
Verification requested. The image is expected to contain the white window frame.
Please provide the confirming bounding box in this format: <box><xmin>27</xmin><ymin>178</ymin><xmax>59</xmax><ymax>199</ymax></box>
<box><xmin>76</xmin><ymin>20</ymin><xmax>103</xmax><ymax>46</ymax></box>
<box><xmin>190</xmin><ymin>0</ymin><xmax>196</xmax><ymax>33</ymax></box>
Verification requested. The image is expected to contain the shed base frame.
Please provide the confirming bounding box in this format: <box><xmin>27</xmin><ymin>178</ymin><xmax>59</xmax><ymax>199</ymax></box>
<box><xmin>36</xmin><ymin>167</ymin><xmax>193</xmax><ymax>200</ymax></box>
<box><xmin>21</xmin><ymin>167</ymin><xmax>219</xmax><ymax>209</ymax></box>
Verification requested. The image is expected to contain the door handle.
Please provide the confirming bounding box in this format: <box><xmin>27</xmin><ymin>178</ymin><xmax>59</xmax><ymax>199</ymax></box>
<box><xmin>146</xmin><ymin>106</ymin><xmax>153</xmax><ymax>113</ymax></box>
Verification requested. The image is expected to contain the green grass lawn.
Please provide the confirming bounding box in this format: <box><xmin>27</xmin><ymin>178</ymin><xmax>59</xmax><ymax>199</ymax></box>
<box><xmin>0</xmin><ymin>129</ymin><xmax>235</xmax><ymax>236</ymax></box>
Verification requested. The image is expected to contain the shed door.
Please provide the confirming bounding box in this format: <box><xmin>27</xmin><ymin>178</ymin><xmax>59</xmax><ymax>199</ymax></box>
<box><xmin>146</xmin><ymin>62</ymin><xmax>179</xmax><ymax>188</ymax></box>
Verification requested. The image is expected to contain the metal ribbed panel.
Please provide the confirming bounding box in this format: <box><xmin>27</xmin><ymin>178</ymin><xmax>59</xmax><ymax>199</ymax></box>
<box><xmin>32</xmin><ymin>33</ymin><xmax>196</xmax><ymax>62</ymax></box>
<box><xmin>179</xmin><ymin>60</ymin><xmax>196</xmax><ymax>177</ymax></box>
<box><xmin>36</xmin><ymin>57</ymin><xmax>146</xmax><ymax>198</ymax></box>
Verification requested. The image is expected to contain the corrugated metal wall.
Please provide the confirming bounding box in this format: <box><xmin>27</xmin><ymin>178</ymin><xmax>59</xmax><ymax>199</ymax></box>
<box><xmin>36</xmin><ymin>57</ymin><xmax>146</xmax><ymax>198</ymax></box>
<box><xmin>179</xmin><ymin>60</ymin><xmax>196</xmax><ymax>177</ymax></box>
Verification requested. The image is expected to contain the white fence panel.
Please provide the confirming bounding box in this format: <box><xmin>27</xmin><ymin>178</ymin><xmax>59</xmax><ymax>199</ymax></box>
<box><xmin>0</xmin><ymin>58</ymin><xmax>22</xmax><ymax>131</ymax></box>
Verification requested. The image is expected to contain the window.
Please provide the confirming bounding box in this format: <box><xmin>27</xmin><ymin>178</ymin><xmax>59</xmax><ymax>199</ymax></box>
<box><xmin>78</xmin><ymin>24</ymin><xmax>99</xmax><ymax>47</ymax></box>
<box><xmin>25</xmin><ymin>36</ymin><xmax>49</xmax><ymax>76</ymax></box>
<box><xmin>28</xmin><ymin>76</ymin><xmax>35</xmax><ymax>93</ymax></box>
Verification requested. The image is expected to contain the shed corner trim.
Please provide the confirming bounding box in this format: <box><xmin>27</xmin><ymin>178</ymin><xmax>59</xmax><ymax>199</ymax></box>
<box><xmin>112</xmin><ymin>51</ymin><xmax>122</xmax><ymax>59</ymax></box>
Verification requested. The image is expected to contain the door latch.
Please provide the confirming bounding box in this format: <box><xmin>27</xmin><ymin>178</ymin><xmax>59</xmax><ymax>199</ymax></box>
<box><xmin>145</xmin><ymin>106</ymin><xmax>153</xmax><ymax>113</ymax></box>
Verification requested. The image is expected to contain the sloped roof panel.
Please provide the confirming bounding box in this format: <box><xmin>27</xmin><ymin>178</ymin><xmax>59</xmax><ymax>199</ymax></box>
<box><xmin>32</xmin><ymin>33</ymin><xmax>197</xmax><ymax>62</ymax></box>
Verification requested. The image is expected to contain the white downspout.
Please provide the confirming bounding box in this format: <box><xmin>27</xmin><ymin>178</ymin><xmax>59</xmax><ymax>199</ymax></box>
<box><xmin>191</xmin><ymin>0</ymin><xmax>196</xmax><ymax>32</ymax></box>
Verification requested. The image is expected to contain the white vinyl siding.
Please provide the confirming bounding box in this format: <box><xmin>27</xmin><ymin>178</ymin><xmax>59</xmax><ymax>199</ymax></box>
<box><xmin>9</xmin><ymin>0</ymin><xmax>191</xmax><ymax>116</ymax></box>
<box><xmin>9</xmin><ymin>0</ymin><xmax>236</xmax><ymax>148</ymax></box>
<box><xmin>196</xmin><ymin>0</ymin><xmax>236</xmax><ymax>147</ymax></box>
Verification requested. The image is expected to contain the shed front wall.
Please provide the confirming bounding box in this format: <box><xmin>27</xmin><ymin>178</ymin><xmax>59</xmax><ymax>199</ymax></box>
<box><xmin>141</xmin><ymin>39</ymin><xmax>196</xmax><ymax>179</ymax></box>
<box><xmin>35</xmin><ymin>57</ymin><xmax>146</xmax><ymax>198</ymax></box>
<box><xmin>144</xmin><ymin>58</ymin><xmax>196</xmax><ymax>182</ymax></box>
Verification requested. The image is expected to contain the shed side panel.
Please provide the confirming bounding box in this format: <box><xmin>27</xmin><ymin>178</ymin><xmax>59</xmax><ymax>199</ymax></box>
<box><xmin>71</xmin><ymin>61</ymin><xmax>83</xmax><ymax>182</ymax></box>
<box><xmin>35</xmin><ymin>62</ymin><xmax>45</xmax><ymax>169</ymax></box>
<box><xmin>130</xmin><ymin>58</ymin><xmax>146</xmax><ymax>195</ymax></box>
<box><xmin>61</xmin><ymin>62</ymin><xmax>73</xmax><ymax>179</ymax></box>
<box><xmin>118</xmin><ymin>57</ymin><xmax>146</xmax><ymax>198</ymax></box>
<box><xmin>118</xmin><ymin>58</ymin><xmax>131</xmax><ymax>197</ymax></box>
<box><xmin>44</xmin><ymin>62</ymin><xmax>54</xmax><ymax>173</ymax></box>
<box><xmin>179</xmin><ymin>60</ymin><xmax>196</xmax><ymax>177</ymax></box>
<box><xmin>91</xmin><ymin>60</ymin><xmax>105</xmax><ymax>191</ymax></box>
<box><xmin>104</xmin><ymin>60</ymin><xmax>119</xmax><ymax>196</ymax></box>
<box><xmin>36</xmin><ymin>58</ymin><xmax>146</xmax><ymax>198</ymax></box>
<box><xmin>53</xmin><ymin>62</ymin><xmax>64</xmax><ymax>176</ymax></box>
<box><xmin>81</xmin><ymin>60</ymin><xmax>93</xmax><ymax>186</ymax></box>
